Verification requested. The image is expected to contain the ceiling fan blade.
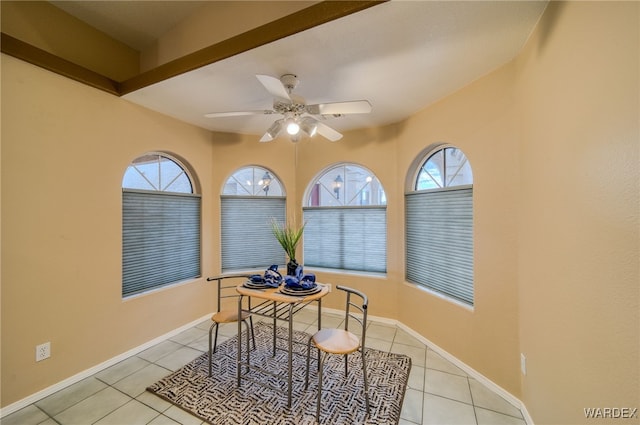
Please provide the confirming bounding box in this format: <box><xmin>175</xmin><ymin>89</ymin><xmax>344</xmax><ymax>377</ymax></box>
<box><xmin>256</xmin><ymin>74</ymin><xmax>291</xmax><ymax>101</ymax></box>
<box><xmin>204</xmin><ymin>110</ymin><xmax>275</xmax><ymax>118</ymax></box>
<box><xmin>306</xmin><ymin>100</ymin><xmax>372</xmax><ymax>116</ymax></box>
<box><xmin>316</xmin><ymin>122</ymin><xmax>343</xmax><ymax>142</ymax></box>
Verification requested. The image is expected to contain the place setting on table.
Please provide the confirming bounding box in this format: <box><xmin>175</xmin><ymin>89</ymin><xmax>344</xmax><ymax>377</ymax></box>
<box><xmin>243</xmin><ymin>264</ymin><xmax>324</xmax><ymax>297</ymax></box>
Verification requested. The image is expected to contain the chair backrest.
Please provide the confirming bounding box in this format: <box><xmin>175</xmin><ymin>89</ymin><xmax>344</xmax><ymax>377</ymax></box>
<box><xmin>337</xmin><ymin>285</ymin><xmax>368</xmax><ymax>349</ymax></box>
<box><xmin>207</xmin><ymin>274</ymin><xmax>251</xmax><ymax>313</ymax></box>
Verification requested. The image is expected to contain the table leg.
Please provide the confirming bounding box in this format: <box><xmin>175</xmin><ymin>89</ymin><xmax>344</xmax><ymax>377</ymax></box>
<box><xmin>317</xmin><ymin>298</ymin><xmax>322</xmax><ymax>331</ymax></box>
<box><xmin>246</xmin><ymin>312</ymin><xmax>250</xmax><ymax>373</ymax></box>
<box><xmin>287</xmin><ymin>303</ymin><xmax>294</xmax><ymax>408</ymax></box>
<box><xmin>272</xmin><ymin>301</ymin><xmax>277</xmax><ymax>357</ymax></box>
<box><xmin>316</xmin><ymin>299</ymin><xmax>322</xmax><ymax>372</ymax></box>
<box><xmin>237</xmin><ymin>295</ymin><xmax>242</xmax><ymax>386</ymax></box>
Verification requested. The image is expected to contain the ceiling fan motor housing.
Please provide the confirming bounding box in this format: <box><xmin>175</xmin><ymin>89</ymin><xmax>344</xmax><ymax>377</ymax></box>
<box><xmin>273</xmin><ymin>100</ymin><xmax>305</xmax><ymax>115</ymax></box>
<box><xmin>280</xmin><ymin>74</ymin><xmax>299</xmax><ymax>92</ymax></box>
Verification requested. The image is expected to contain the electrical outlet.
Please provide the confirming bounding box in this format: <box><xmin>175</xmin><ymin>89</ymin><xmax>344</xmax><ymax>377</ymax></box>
<box><xmin>36</xmin><ymin>342</ymin><xmax>51</xmax><ymax>362</ymax></box>
<box><xmin>520</xmin><ymin>353</ymin><xmax>526</xmax><ymax>375</ymax></box>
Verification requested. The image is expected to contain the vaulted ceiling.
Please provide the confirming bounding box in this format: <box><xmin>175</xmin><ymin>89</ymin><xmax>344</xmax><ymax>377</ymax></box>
<box><xmin>6</xmin><ymin>1</ymin><xmax>548</xmax><ymax>139</ymax></box>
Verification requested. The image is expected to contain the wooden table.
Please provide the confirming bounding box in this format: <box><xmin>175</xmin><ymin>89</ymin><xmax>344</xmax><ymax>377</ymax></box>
<box><xmin>236</xmin><ymin>282</ymin><xmax>331</xmax><ymax>407</ymax></box>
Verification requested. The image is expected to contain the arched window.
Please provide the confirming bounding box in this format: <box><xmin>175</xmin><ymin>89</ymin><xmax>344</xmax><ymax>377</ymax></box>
<box><xmin>416</xmin><ymin>146</ymin><xmax>473</xmax><ymax>190</ymax></box>
<box><xmin>122</xmin><ymin>153</ymin><xmax>200</xmax><ymax>297</ymax></box>
<box><xmin>405</xmin><ymin>145</ymin><xmax>474</xmax><ymax>305</ymax></box>
<box><xmin>221</xmin><ymin>166</ymin><xmax>286</xmax><ymax>271</ymax></box>
<box><xmin>303</xmin><ymin>163</ymin><xmax>387</xmax><ymax>273</ymax></box>
<box><xmin>222</xmin><ymin>166</ymin><xmax>283</xmax><ymax>196</ymax></box>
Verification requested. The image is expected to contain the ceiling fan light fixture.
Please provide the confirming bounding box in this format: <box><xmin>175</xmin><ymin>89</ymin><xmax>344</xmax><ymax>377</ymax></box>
<box><xmin>286</xmin><ymin>119</ymin><xmax>300</xmax><ymax>135</ymax></box>
<box><xmin>268</xmin><ymin>120</ymin><xmax>283</xmax><ymax>137</ymax></box>
<box><xmin>300</xmin><ymin>117</ymin><xmax>318</xmax><ymax>137</ymax></box>
<box><xmin>260</xmin><ymin>119</ymin><xmax>283</xmax><ymax>142</ymax></box>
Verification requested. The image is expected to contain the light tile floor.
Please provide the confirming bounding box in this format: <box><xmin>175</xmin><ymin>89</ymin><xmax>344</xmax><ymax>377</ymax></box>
<box><xmin>3</xmin><ymin>309</ymin><xmax>526</xmax><ymax>425</ymax></box>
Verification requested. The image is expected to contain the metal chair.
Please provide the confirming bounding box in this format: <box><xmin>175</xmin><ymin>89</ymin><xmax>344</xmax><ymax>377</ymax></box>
<box><xmin>305</xmin><ymin>285</ymin><xmax>370</xmax><ymax>422</ymax></box>
<box><xmin>207</xmin><ymin>275</ymin><xmax>255</xmax><ymax>377</ymax></box>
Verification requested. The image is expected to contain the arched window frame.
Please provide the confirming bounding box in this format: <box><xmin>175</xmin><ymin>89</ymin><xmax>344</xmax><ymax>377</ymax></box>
<box><xmin>122</xmin><ymin>152</ymin><xmax>201</xmax><ymax>298</ymax></box>
<box><xmin>221</xmin><ymin>166</ymin><xmax>286</xmax><ymax>272</ymax></box>
<box><xmin>222</xmin><ymin>165</ymin><xmax>284</xmax><ymax>197</ymax></box>
<box><xmin>405</xmin><ymin>144</ymin><xmax>474</xmax><ymax>306</ymax></box>
<box><xmin>303</xmin><ymin>163</ymin><xmax>387</xmax><ymax>274</ymax></box>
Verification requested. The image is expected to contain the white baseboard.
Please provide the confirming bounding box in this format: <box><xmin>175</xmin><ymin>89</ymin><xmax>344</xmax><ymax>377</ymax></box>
<box><xmin>521</xmin><ymin>403</ymin><xmax>535</xmax><ymax>425</ymax></box>
<box><xmin>310</xmin><ymin>305</ymin><xmax>533</xmax><ymax>424</ymax></box>
<box><xmin>0</xmin><ymin>314</ymin><xmax>211</xmax><ymax>419</ymax></box>
<box><xmin>392</xmin><ymin>320</ymin><xmax>533</xmax><ymax>424</ymax></box>
<box><xmin>2</xmin><ymin>309</ymin><xmax>534</xmax><ymax>425</ymax></box>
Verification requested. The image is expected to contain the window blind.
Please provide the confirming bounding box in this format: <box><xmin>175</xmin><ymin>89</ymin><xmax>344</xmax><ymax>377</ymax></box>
<box><xmin>221</xmin><ymin>196</ymin><xmax>286</xmax><ymax>272</ymax></box>
<box><xmin>122</xmin><ymin>190</ymin><xmax>201</xmax><ymax>297</ymax></box>
<box><xmin>303</xmin><ymin>207</ymin><xmax>386</xmax><ymax>273</ymax></box>
<box><xmin>405</xmin><ymin>187</ymin><xmax>474</xmax><ymax>305</ymax></box>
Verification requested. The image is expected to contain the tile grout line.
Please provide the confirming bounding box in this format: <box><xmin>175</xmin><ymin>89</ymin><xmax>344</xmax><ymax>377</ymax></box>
<box><xmin>467</xmin><ymin>376</ymin><xmax>480</xmax><ymax>425</ymax></box>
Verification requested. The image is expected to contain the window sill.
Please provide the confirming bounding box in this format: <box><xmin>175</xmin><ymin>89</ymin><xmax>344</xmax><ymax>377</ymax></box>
<box><xmin>405</xmin><ymin>281</ymin><xmax>475</xmax><ymax>312</ymax></box>
<box><xmin>122</xmin><ymin>277</ymin><xmax>202</xmax><ymax>301</ymax></box>
<box><xmin>221</xmin><ymin>266</ymin><xmax>387</xmax><ymax>280</ymax></box>
<box><xmin>304</xmin><ymin>266</ymin><xmax>387</xmax><ymax>279</ymax></box>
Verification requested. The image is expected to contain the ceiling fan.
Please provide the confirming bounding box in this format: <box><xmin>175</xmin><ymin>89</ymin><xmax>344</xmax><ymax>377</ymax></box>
<box><xmin>205</xmin><ymin>74</ymin><xmax>372</xmax><ymax>143</ymax></box>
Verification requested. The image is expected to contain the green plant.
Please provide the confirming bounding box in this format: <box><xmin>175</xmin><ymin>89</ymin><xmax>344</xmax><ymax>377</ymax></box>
<box><xmin>270</xmin><ymin>218</ymin><xmax>305</xmax><ymax>264</ymax></box>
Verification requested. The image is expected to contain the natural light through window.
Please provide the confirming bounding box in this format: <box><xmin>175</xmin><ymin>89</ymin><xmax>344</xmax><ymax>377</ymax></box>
<box><xmin>307</xmin><ymin>164</ymin><xmax>386</xmax><ymax>207</ymax></box>
<box><xmin>223</xmin><ymin>166</ymin><xmax>283</xmax><ymax>196</ymax></box>
<box><xmin>221</xmin><ymin>166</ymin><xmax>286</xmax><ymax>271</ymax></box>
<box><xmin>406</xmin><ymin>145</ymin><xmax>474</xmax><ymax>305</ymax></box>
<box><xmin>304</xmin><ymin>163</ymin><xmax>387</xmax><ymax>273</ymax></box>
<box><xmin>416</xmin><ymin>147</ymin><xmax>473</xmax><ymax>190</ymax></box>
<box><xmin>123</xmin><ymin>153</ymin><xmax>193</xmax><ymax>193</ymax></box>
<box><xmin>122</xmin><ymin>153</ymin><xmax>200</xmax><ymax>298</ymax></box>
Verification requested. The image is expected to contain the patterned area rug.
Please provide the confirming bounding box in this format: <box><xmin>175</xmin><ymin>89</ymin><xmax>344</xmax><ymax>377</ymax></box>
<box><xmin>147</xmin><ymin>322</ymin><xmax>411</xmax><ymax>424</ymax></box>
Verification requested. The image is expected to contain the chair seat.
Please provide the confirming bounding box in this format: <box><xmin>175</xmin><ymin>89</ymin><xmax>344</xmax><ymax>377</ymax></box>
<box><xmin>212</xmin><ymin>309</ymin><xmax>250</xmax><ymax>324</ymax></box>
<box><xmin>312</xmin><ymin>328</ymin><xmax>360</xmax><ymax>354</ymax></box>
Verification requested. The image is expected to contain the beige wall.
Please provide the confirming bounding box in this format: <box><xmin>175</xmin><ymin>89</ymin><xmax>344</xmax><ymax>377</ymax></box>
<box><xmin>390</xmin><ymin>4</ymin><xmax>640</xmax><ymax>423</ymax></box>
<box><xmin>1</xmin><ymin>1</ymin><xmax>139</xmax><ymax>81</ymax></box>
<box><xmin>395</xmin><ymin>59</ymin><xmax>522</xmax><ymax>395</ymax></box>
<box><xmin>141</xmin><ymin>1</ymin><xmax>317</xmax><ymax>71</ymax></box>
<box><xmin>1</xmin><ymin>1</ymin><xmax>638</xmax><ymax>423</ymax></box>
<box><xmin>1</xmin><ymin>54</ymin><xmax>217</xmax><ymax>406</ymax></box>
<box><xmin>515</xmin><ymin>2</ymin><xmax>639</xmax><ymax>423</ymax></box>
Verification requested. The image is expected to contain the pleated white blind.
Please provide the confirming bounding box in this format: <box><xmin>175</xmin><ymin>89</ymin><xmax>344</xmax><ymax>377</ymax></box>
<box><xmin>303</xmin><ymin>207</ymin><xmax>386</xmax><ymax>273</ymax></box>
<box><xmin>122</xmin><ymin>190</ymin><xmax>201</xmax><ymax>297</ymax></box>
<box><xmin>405</xmin><ymin>187</ymin><xmax>474</xmax><ymax>305</ymax></box>
<box><xmin>221</xmin><ymin>197</ymin><xmax>286</xmax><ymax>272</ymax></box>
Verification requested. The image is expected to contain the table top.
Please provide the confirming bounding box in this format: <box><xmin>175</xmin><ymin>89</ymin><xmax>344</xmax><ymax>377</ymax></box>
<box><xmin>236</xmin><ymin>282</ymin><xmax>331</xmax><ymax>303</ymax></box>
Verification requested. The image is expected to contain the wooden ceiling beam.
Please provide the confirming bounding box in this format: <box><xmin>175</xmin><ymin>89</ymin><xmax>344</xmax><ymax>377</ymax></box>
<box><xmin>2</xmin><ymin>1</ymin><xmax>385</xmax><ymax>97</ymax></box>
<box><xmin>1</xmin><ymin>33</ymin><xmax>120</xmax><ymax>95</ymax></box>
